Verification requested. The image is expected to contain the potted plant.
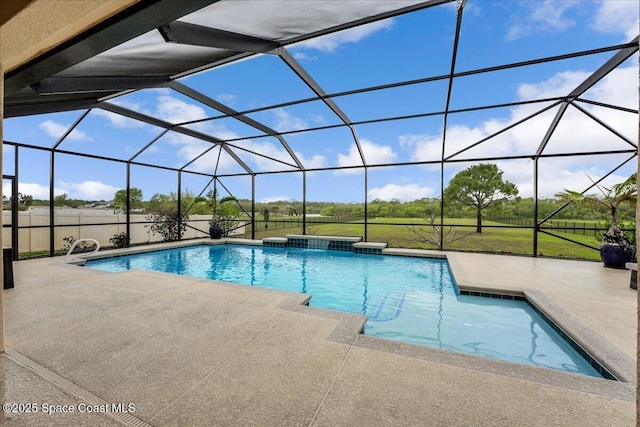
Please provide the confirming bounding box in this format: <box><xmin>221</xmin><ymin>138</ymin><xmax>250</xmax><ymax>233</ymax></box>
<box><xmin>206</xmin><ymin>187</ymin><xmax>238</xmax><ymax>239</ymax></box>
<box><xmin>556</xmin><ymin>173</ymin><xmax>636</xmax><ymax>268</ymax></box>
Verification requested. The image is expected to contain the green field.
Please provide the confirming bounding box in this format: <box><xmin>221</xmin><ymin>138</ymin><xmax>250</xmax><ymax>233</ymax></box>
<box><xmin>21</xmin><ymin>216</ymin><xmax>605</xmax><ymax>261</ymax></box>
<box><xmin>247</xmin><ymin>217</ymin><xmax>605</xmax><ymax>261</ymax></box>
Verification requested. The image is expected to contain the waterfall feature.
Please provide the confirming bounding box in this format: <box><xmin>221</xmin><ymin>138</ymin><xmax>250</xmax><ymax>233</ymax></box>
<box><xmin>308</xmin><ymin>238</ymin><xmax>330</xmax><ymax>250</ymax></box>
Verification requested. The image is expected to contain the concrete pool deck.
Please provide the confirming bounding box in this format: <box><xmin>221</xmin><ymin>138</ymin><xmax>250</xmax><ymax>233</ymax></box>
<box><xmin>1</xmin><ymin>239</ymin><xmax>636</xmax><ymax>426</ymax></box>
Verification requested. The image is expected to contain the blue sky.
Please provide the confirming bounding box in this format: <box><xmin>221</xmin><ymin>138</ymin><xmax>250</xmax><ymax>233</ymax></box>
<box><xmin>3</xmin><ymin>0</ymin><xmax>638</xmax><ymax>204</ymax></box>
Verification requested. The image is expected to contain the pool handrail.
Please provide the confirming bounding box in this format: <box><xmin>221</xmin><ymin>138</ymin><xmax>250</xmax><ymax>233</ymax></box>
<box><xmin>65</xmin><ymin>238</ymin><xmax>100</xmax><ymax>263</ymax></box>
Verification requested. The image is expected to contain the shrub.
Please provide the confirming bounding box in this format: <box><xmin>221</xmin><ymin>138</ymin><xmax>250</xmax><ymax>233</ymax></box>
<box><xmin>146</xmin><ymin>208</ymin><xmax>186</xmax><ymax>242</ymax></box>
<box><xmin>109</xmin><ymin>232</ymin><xmax>129</xmax><ymax>248</ymax></box>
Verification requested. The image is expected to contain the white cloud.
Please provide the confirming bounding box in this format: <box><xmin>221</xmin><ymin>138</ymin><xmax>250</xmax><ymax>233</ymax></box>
<box><xmin>139</xmin><ymin>104</ymin><xmax>237</xmax><ymax>172</ymax></box>
<box><xmin>4</xmin><ymin>181</ymin><xmax>120</xmax><ymax>201</ymax></box>
<box><xmin>505</xmin><ymin>0</ymin><xmax>638</xmax><ymax>42</ymax></box>
<box><xmin>39</xmin><ymin>120</ymin><xmax>92</xmax><ymax>141</ymax></box>
<box><xmin>38</xmin><ymin>120</ymin><xmax>67</xmax><ymax>137</ymax></box>
<box><xmin>157</xmin><ymin>95</ymin><xmax>208</xmax><ymax>124</ymax></box>
<box><xmin>106</xmin><ymin>91</ymin><xmax>207</xmax><ymax>128</ymax></box>
<box><xmin>271</xmin><ymin>108</ymin><xmax>308</xmax><ymax>132</ymax></box>
<box><xmin>337</xmin><ymin>139</ymin><xmax>397</xmax><ymax>173</ymax></box>
<box><xmin>5</xmin><ymin>183</ymin><xmax>65</xmax><ymax>199</ymax></box>
<box><xmin>582</xmin><ymin>63</ymin><xmax>638</xmax><ymax>109</ymax></box>
<box><xmin>399</xmin><ymin>133</ymin><xmax>442</xmax><ymax>163</ymax></box>
<box><xmin>267</xmin><ymin>108</ymin><xmax>326</xmax><ymax>133</ymax></box>
<box><xmin>308</xmin><ymin>114</ymin><xmax>326</xmax><ymax>124</ymax></box>
<box><xmin>336</xmin><ymin>143</ymin><xmax>362</xmax><ymax>168</ymax></box>
<box><xmin>108</xmin><ymin>98</ymin><xmax>152</xmax><ymax>115</ymax></box>
<box><xmin>184</xmin><ymin>127</ymin><xmax>309</xmax><ymax>174</ymax></box>
<box><xmin>368</xmin><ymin>184</ymin><xmax>434</xmax><ymax>202</ymax></box>
<box><xmin>513</xmin><ymin>64</ymin><xmax>637</xmax><ymax>152</ymax></box>
<box><xmin>260</xmin><ymin>195</ymin><xmax>291</xmax><ymax>203</ymax></box>
<box><xmin>93</xmin><ymin>109</ymin><xmax>146</xmax><ymax>129</ymax></box>
<box><xmin>592</xmin><ymin>0</ymin><xmax>639</xmax><ymax>41</ymax></box>
<box><xmin>295</xmin><ymin>152</ymin><xmax>326</xmax><ymax>170</ymax></box>
<box><xmin>542</xmin><ymin>106</ymin><xmax>635</xmax><ymax>154</ymax></box>
<box><xmin>292</xmin><ymin>18</ymin><xmax>394</xmax><ymax>53</ymax></box>
<box><xmin>104</xmin><ymin>94</ymin><xmax>327</xmax><ymax>173</ymax></box>
<box><xmin>185</xmin><ymin>147</ymin><xmax>244</xmax><ymax>175</ymax></box>
<box><xmin>96</xmin><ymin>93</ymin><xmax>210</xmax><ymax>131</ymax></box>
<box><xmin>188</xmin><ymin>136</ymin><xmax>327</xmax><ymax>172</ymax></box>
<box><xmin>495</xmin><ymin>159</ymin><xmax>632</xmax><ymax>199</ymax></box>
<box><xmin>361</xmin><ymin>139</ymin><xmax>397</xmax><ymax>164</ymax></box>
<box><xmin>400</xmin><ymin>62</ymin><xmax>637</xmax><ymax>198</ymax></box>
<box><xmin>293</xmin><ymin>52</ymin><xmax>318</xmax><ymax>61</ymax></box>
<box><xmin>147</xmin><ymin>87</ymin><xmax>172</xmax><ymax>95</ymax></box>
<box><xmin>517</xmin><ymin>70</ymin><xmax>590</xmax><ymax>100</ymax></box>
<box><xmin>215</xmin><ymin>93</ymin><xmax>236</xmax><ymax>104</ymax></box>
<box><xmin>506</xmin><ymin>0</ymin><xmax>579</xmax><ymax>40</ymax></box>
<box><xmin>162</xmin><ymin>132</ymin><xmax>213</xmax><ymax>168</ymax></box>
<box><xmin>57</xmin><ymin>180</ymin><xmax>120</xmax><ymax>200</ymax></box>
<box><xmin>101</xmin><ymin>93</ymin><xmax>255</xmax><ymax>173</ymax></box>
<box><xmin>200</xmin><ymin>122</ymin><xmax>240</xmax><ymax>141</ymax></box>
<box><xmin>235</xmin><ymin>138</ymin><xmax>300</xmax><ymax>170</ymax></box>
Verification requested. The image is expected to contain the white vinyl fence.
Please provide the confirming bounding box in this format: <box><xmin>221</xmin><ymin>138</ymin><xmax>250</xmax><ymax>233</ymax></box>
<box><xmin>3</xmin><ymin>209</ymin><xmax>245</xmax><ymax>254</ymax></box>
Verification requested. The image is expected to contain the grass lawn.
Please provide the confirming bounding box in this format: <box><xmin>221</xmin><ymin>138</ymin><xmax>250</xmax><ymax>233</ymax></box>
<box><xmin>16</xmin><ymin>216</ymin><xmax>608</xmax><ymax>262</ymax></box>
<box><xmin>246</xmin><ymin>217</ymin><xmax>604</xmax><ymax>261</ymax></box>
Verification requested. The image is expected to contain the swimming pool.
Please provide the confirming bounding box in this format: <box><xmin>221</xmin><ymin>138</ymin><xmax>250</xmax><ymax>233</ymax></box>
<box><xmin>85</xmin><ymin>244</ymin><xmax>603</xmax><ymax>378</ymax></box>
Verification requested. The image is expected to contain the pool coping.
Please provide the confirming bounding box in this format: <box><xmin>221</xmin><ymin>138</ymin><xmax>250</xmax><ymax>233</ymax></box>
<box><xmin>71</xmin><ymin>238</ymin><xmax>636</xmax><ymax>399</ymax></box>
<box><xmin>286</xmin><ymin>234</ymin><xmax>362</xmax><ymax>242</ymax></box>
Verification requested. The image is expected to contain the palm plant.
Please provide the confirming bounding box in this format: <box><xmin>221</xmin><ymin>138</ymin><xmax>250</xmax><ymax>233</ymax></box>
<box><xmin>556</xmin><ymin>173</ymin><xmax>636</xmax><ymax>267</ymax></box>
<box><xmin>204</xmin><ymin>187</ymin><xmax>238</xmax><ymax>238</ymax></box>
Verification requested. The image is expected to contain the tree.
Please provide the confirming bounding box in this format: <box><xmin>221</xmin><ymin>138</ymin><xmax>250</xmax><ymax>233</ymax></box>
<box><xmin>147</xmin><ymin>192</ymin><xmax>177</xmax><ymax>213</ymax></box>
<box><xmin>54</xmin><ymin>193</ymin><xmax>69</xmax><ymax>207</ymax></box>
<box><xmin>444</xmin><ymin>163</ymin><xmax>518</xmax><ymax>233</ymax></box>
<box><xmin>406</xmin><ymin>212</ymin><xmax>472</xmax><ymax>248</ymax></box>
<box><xmin>113</xmin><ymin>188</ymin><xmax>143</xmax><ymax>212</ymax></box>
<box><xmin>17</xmin><ymin>193</ymin><xmax>33</xmax><ymax>211</ymax></box>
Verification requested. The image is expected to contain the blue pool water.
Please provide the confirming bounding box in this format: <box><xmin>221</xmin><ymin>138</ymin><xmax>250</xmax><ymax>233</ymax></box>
<box><xmin>85</xmin><ymin>244</ymin><xmax>602</xmax><ymax>378</ymax></box>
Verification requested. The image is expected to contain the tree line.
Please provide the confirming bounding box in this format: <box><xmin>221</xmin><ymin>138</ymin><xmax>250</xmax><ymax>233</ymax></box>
<box><xmin>9</xmin><ymin>163</ymin><xmax>635</xmax><ymax>233</ymax></box>
<box><xmin>15</xmin><ymin>193</ymin><xmax>633</xmax><ymax>222</ymax></box>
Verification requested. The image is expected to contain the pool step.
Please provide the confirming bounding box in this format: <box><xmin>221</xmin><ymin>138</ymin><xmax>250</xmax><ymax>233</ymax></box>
<box><xmin>353</xmin><ymin>241</ymin><xmax>388</xmax><ymax>255</ymax></box>
<box><xmin>263</xmin><ymin>235</ymin><xmax>389</xmax><ymax>254</ymax></box>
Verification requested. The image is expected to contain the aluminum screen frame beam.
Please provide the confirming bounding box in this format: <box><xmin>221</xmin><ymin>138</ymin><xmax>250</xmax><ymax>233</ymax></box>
<box><xmin>275</xmin><ymin>46</ymin><xmax>368</xmax><ymax>236</ymax></box>
<box><xmin>5</xmin><ymin>91</ymin><xmax>102</xmax><ymax>117</ymax></box>
<box><xmin>170</xmin><ymin>81</ymin><xmax>305</xmax><ymax>171</ymax></box>
<box><xmin>535</xmin><ymin>36</ymin><xmax>639</xmax><ymax>157</ymax></box>
<box><xmin>98</xmin><ymin>101</ymin><xmax>254</xmax><ymax>175</ymax></box>
<box><xmin>571</xmin><ymin>102</ymin><xmax>638</xmax><ymax>149</ymax></box>
<box><xmin>169</xmin><ymin>0</ymin><xmax>454</xmax><ymax>81</ymax></box>
<box><xmin>171</xmin><ymin>42</ymin><xmax>634</xmax><ymax>132</ymax></box>
<box><xmin>159</xmin><ymin>21</ymin><xmax>280</xmax><ymax>53</ymax></box>
<box><xmin>31</xmin><ymin>76</ymin><xmax>171</xmax><ymax>95</ymax></box>
<box><xmin>537</xmin><ymin>154</ymin><xmax>637</xmax><ymax>226</ymax></box>
<box><xmin>51</xmin><ymin>110</ymin><xmax>91</xmax><ymax>150</ymax></box>
<box><xmin>534</xmin><ymin>101</ymin><xmax>569</xmax><ymax>158</ymax></box>
<box><xmin>4</xmin><ymin>0</ymin><xmax>219</xmax><ymax>96</ymax></box>
<box><xmin>275</xmin><ymin>47</ymin><xmax>367</xmax><ymax>167</ymax></box>
<box><xmin>567</xmin><ymin>36</ymin><xmax>639</xmax><ymax>100</ymax></box>
<box><xmin>7</xmin><ymin>39</ymin><xmax>631</xmax><ymax>119</ymax></box>
<box><xmin>444</xmin><ymin>101</ymin><xmax>563</xmax><ymax>161</ymax></box>
<box><xmin>284</xmin><ymin>0</ymin><xmax>454</xmax><ymax>47</ymax></box>
<box><xmin>439</xmin><ymin>0</ymin><xmax>466</xmax><ymax>250</ymax></box>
